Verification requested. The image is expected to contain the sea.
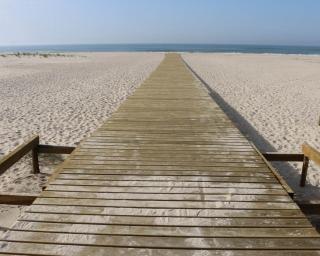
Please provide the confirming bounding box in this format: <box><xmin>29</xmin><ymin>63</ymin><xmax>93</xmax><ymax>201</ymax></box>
<box><xmin>0</xmin><ymin>44</ymin><xmax>320</xmax><ymax>55</ymax></box>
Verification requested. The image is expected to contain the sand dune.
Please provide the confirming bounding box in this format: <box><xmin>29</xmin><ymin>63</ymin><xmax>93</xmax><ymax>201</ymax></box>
<box><xmin>184</xmin><ymin>53</ymin><xmax>320</xmax><ymax>200</ymax></box>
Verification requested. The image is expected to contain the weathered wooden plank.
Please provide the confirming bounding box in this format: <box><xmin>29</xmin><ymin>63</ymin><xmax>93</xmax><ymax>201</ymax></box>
<box><xmin>45</xmin><ymin>185</ymin><xmax>287</xmax><ymax>195</ymax></box>
<box><xmin>75</xmin><ymin>147</ymin><xmax>260</xmax><ymax>153</ymax></box>
<box><xmin>26</xmin><ymin>205</ymin><xmax>303</xmax><ymax>218</ymax></box>
<box><xmin>40</xmin><ymin>191</ymin><xmax>292</xmax><ymax>202</ymax></box>
<box><xmin>83</xmin><ymin>140</ymin><xmax>251</xmax><ymax>147</ymax></box>
<box><xmin>75</xmin><ymin>147</ymin><xmax>256</xmax><ymax>153</ymax></box>
<box><xmin>59</xmin><ymin>170</ymin><xmax>273</xmax><ymax>177</ymax></box>
<box><xmin>19</xmin><ymin>213</ymin><xmax>309</xmax><ymax>227</ymax></box>
<box><xmin>95</xmin><ymin>130</ymin><xmax>244</xmax><ymax>135</ymax></box>
<box><xmin>3</xmin><ymin>231</ymin><xmax>320</xmax><ymax>249</ymax></box>
<box><xmin>33</xmin><ymin>198</ymin><xmax>299</xmax><ymax>209</ymax></box>
<box><xmin>66</xmin><ymin>160</ymin><xmax>266</xmax><ymax>168</ymax></box>
<box><xmin>1</xmin><ymin>242</ymin><xmax>320</xmax><ymax>256</ymax></box>
<box><xmin>62</xmin><ymin>165</ymin><xmax>270</xmax><ymax>171</ymax></box>
<box><xmin>81</xmin><ymin>142</ymin><xmax>253</xmax><ymax>149</ymax></box>
<box><xmin>50</xmin><ymin>179</ymin><xmax>282</xmax><ymax>187</ymax></box>
<box><xmin>54</xmin><ymin>175</ymin><xmax>277</xmax><ymax>183</ymax></box>
<box><xmin>50</xmin><ymin>179</ymin><xmax>283</xmax><ymax>188</ymax></box>
<box><xmin>12</xmin><ymin>221</ymin><xmax>318</xmax><ymax>237</ymax></box>
<box><xmin>70</xmin><ymin>155</ymin><xmax>264</xmax><ymax>164</ymax></box>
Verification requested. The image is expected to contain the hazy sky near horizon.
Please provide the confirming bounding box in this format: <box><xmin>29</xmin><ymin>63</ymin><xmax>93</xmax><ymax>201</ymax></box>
<box><xmin>0</xmin><ymin>0</ymin><xmax>319</xmax><ymax>46</ymax></box>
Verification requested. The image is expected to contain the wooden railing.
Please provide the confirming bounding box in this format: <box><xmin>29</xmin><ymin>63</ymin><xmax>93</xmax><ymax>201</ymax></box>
<box><xmin>301</xmin><ymin>143</ymin><xmax>320</xmax><ymax>187</ymax></box>
<box><xmin>263</xmin><ymin>143</ymin><xmax>320</xmax><ymax>187</ymax></box>
<box><xmin>0</xmin><ymin>135</ymin><xmax>75</xmax><ymax>175</ymax></box>
<box><xmin>0</xmin><ymin>135</ymin><xmax>40</xmax><ymax>175</ymax></box>
<box><xmin>0</xmin><ymin>135</ymin><xmax>75</xmax><ymax>205</ymax></box>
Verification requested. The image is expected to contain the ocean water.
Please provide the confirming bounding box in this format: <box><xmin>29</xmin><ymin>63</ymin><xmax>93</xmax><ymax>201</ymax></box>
<box><xmin>0</xmin><ymin>44</ymin><xmax>320</xmax><ymax>55</ymax></box>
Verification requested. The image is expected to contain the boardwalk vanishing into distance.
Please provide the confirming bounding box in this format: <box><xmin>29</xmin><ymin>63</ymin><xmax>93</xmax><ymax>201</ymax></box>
<box><xmin>0</xmin><ymin>53</ymin><xmax>319</xmax><ymax>255</ymax></box>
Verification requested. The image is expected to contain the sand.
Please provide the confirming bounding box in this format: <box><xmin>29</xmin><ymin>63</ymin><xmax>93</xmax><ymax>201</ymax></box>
<box><xmin>183</xmin><ymin>53</ymin><xmax>320</xmax><ymax>201</ymax></box>
<box><xmin>1</xmin><ymin>51</ymin><xmax>319</xmax><ymax>231</ymax></box>
<box><xmin>0</xmin><ymin>52</ymin><xmax>163</xmax><ymax>230</ymax></box>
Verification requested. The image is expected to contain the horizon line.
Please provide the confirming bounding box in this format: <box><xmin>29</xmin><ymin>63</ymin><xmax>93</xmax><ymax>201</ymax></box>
<box><xmin>1</xmin><ymin>43</ymin><xmax>320</xmax><ymax>48</ymax></box>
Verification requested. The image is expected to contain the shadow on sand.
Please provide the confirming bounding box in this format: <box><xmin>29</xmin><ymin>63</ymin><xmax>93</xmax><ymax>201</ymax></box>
<box><xmin>183</xmin><ymin>58</ymin><xmax>319</xmax><ymax>201</ymax></box>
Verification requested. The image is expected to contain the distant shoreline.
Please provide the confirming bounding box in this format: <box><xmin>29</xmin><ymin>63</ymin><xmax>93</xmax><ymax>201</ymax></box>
<box><xmin>1</xmin><ymin>44</ymin><xmax>320</xmax><ymax>55</ymax></box>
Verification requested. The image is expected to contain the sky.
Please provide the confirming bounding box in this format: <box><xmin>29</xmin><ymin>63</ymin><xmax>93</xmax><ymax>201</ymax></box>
<box><xmin>0</xmin><ymin>0</ymin><xmax>320</xmax><ymax>46</ymax></box>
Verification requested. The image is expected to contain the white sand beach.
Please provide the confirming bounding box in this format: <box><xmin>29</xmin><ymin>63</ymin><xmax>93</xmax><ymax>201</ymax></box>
<box><xmin>183</xmin><ymin>53</ymin><xmax>320</xmax><ymax>200</ymax></box>
<box><xmin>0</xmin><ymin>52</ymin><xmax>320</xmax><ymax>231</ymax></box>
<box><xmin>0</xmin><ymin>52</ymin><xmax>163</xmax><ymax>230</ymax></box>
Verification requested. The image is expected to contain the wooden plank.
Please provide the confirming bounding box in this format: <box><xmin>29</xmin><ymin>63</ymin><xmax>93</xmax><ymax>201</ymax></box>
<box><xmin>3</xmin><ymin>231</ymin><xmax>320</xmax><ymax>249</ymax></box>
<box><xmin>54</xmin><ymin>174</ymin><xmax>277</xmax><ymax>183</ymax></box>
<box><xmin>40</xmin><ymin>191</ymin><xmax>292</xmax><ymax>202</ymax></box>
<box><xmin>33</xmin><ymin>198</ymin><xmax>299</xmax><ymax>209</ymax></box>
<box><xmin>50</xmin><ymin>179</ymin><xmax>283</xmax><ymax>187</ymax></box>
<box><xmin>45</xmin><ymin>185</ymin><xmax>287</xmax><ymax>195</ymax></box>
<box><xmin>70</xmin><ymin>155</ymin><xmax>264</xmax><ymax>163</ymax></box>
<box><xmin>76</xmin><ymin>148</ymin><xmax>258</xmax><ymax>153</ymax></box>
<box><xmin>19</xmin><ymin>213</ymin><xmax>309</xmax><ymax>227</ymax></box>
<box><xmin>62</xmin><ymin>165</ymin><xmax>271</xmax><ymax>171</ymax></box>
<box><xmin>12</xmin><ymin>221</ymin><xmax>319</xmax><ymax>237</ymax></box>
<box><xmin>66</xmin><ymin>160</ymin><xmax>266</xmax><ymax>168</ymax></box>
<box><xmin>1</xmin><ymin>242</ymin><xmax>320</xmax><ymax>256</ymax></box>
<box><xmin>59</xmin><ymin>170</ymin><xmax>274</xmax><ymax>176</ymax></box>
<box><xmin>69</xmin><ymin>156</ymin><xmax>264</xmax><ymax>165</ymax></box>
<box><xmin>2</xmin><ymin>52</ymin><xmax>319</xmax><ymax>255</ymax></box>
<box><xmin>26</xmin><ymin>205</ymin><xmax>303</xmax><ymax>218</ymax></box>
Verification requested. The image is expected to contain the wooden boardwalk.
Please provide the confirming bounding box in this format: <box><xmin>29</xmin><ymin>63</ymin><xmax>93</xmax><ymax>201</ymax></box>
<box><xmin>1</xmin><ymin>53</ymin><xmax>320</xmax><ymax>255</ymax></box>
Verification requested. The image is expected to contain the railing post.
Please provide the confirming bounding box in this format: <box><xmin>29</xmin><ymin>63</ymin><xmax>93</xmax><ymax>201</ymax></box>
<box><xmin>300</xmin><ymin>156</ymin><xmax>309</xmax><ymax>187</ymax></box>
<box><xmin>32</xmin><ymin>137</ymin><xmax>40</xmax><ymax>174</ymax></box>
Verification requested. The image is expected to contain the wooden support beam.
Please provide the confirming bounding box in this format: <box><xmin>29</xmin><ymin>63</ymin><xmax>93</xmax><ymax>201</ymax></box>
<box><xmin>37</xmin><ymin>145</ymin><xmax>75</xmax><ymax>154</ymax></box>
<box><xmin>0</xmin><ymin>135</ymin><xmax>39</xmax><ymax>175</ymax></box>
<box><xmin>0</xmin><ymin>193</ymin><xmax>37</xmax><ymax>205</ymax></box>
<box><xmin>262</xmin><ymin>153</ymin><xmax>304</xmax><ymax>162</ymax></box>
<box><xmin>32</xmin><ymin>147</ymin><xmax>40</xmax><ymax>174</ymax></box>
<box><xmin>300</xmin><ymin>156</ymin><xmax>310</xmax><ymax>187</ymax></box>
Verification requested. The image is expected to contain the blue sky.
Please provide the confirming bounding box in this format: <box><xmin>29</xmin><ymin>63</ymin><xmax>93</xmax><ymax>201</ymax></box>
<box><xmin>0</xmin><ymin>0</ymin><xmax>319</xmax><ymax>46</ymax></box>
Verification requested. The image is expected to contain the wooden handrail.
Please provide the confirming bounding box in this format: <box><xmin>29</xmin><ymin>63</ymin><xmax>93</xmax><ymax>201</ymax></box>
<box><xmin>300</xmin><ymin>143</ymin><xmax>320</xmax><ymax>187</ymax></box>
<box><xmin>0</xmin><ymin>135</ymin><xmax>75</xmax><ymax>178</ymax></box>
<box><xmin>262</xmin><ymin>144</ymin><xmax>320</xmax><ymax>187</ymax></box>
<box><xmin>0</xmin><ymin>135</ymin><xmax>75</xmax><ymax>205</ymax></box>
<box><xmin>263</xmin><ymin>153</ymin><xmax>304</xmax><ymax>162</ymax></box>
<box><xmin>37</xmin><ymin>145</ymin><xmax>75</xmax><ymax>154</ymax></box>
<box><xmin>302</xmin><ymin>143</ymin><xmax>320</xmax><ymax>166</ymax></box>
<box><xmin>0</xmin><ymin>135</ymin><xmax>39</xmax><ymax>175</ymax></box>
<box><xmin>0</xmin><ymin>193</ymin><xmax>37</xmax><ymax>205</ymax></box>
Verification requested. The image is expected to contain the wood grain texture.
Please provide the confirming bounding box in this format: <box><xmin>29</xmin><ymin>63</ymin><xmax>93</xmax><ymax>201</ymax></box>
<box><xmin>1</xmin><ymin>53</ymin><xmax>318</xmax><ymax>255</ymax></box>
